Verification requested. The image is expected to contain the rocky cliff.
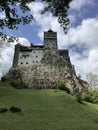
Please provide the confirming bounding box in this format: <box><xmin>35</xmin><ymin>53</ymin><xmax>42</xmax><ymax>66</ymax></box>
<box><xmin>3</xmin><ymin>49</ymin><xmax>84</xmax><ymax>92</ymax></box>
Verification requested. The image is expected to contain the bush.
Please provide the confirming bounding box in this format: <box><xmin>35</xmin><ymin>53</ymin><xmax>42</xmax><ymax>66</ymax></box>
<box><xmin>73</xmin><ymin>87</ymin><xmax>82</xmax><ymax>103</ymax></box>
<box><xmin>56</xmin><ymin>82</ymin><xmax>70</xmax><ymax>93</ymax></box>
<box><xmin>1</xmin><ymin>77</ymin><xmax>7</xmax><ymax>82</ymax></box>
<box><xmin>10</xmin><ymin>106</ymin><xmax>21</xmax><ymax>113</ymax></box>
<box><xmin>11</xmin><ymin>80</ymin><xmax>28</xmax><ymax>89</ymax></box>
<box><xmin>82</xmin><ymin>91</ymin><xmax>93</xmax><ymax>103</ymax></box>
<box><xmin>82</xmin><ymin>91</ymin><xmax>98</xmax><ymax>104</ymax></box>
<box><xmin>0</xmin><ymin>108</ymin><xmax>8</xmax><ymax>113</ymax></box>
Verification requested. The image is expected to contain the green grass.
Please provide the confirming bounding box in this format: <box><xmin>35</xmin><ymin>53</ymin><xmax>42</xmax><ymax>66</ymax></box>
<box><xmin>0</xmin><ymin>82</ymin><xmax>98</xmax><ymax>130</ymax></box>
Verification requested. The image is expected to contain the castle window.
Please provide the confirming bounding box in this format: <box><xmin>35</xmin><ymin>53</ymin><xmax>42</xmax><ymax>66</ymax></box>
<box><xmin>33</xmin><ymin>61</ymin><xmax>35</xmax><ymax>63</ymax></box>
<box><xmin>26</xmin><ymin>62</ymin><xmax>28</xmax><ymax>64</ymax></box>
<box><xmin>21</xmin><ymin>62</ymin><xmax>23</xmax><ymax>64</ymax></box>
<box><xmin>36</xmin><ymin>56</ymin><xmax>38</xmax><ymax>58</ymax></box>
<box><xmin>36</xmin><ymin>61</ymin><xmax>38</xmax><ymax>63</ymax></box>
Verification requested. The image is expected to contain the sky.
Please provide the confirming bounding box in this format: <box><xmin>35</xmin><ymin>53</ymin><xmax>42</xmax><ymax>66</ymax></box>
<box><xmin>0</xmin><ymin>0</ymin><xmax>98</xmax><ymax>80</ymax></box>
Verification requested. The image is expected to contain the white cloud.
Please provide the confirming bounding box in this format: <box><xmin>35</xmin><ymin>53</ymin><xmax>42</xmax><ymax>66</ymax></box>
<box><xmin>70</xmin><ymin>0</ymin><xmax>94</xmax><ymax>10</ymax></box>
<box><xmin>0</xmin><ymin>37</ymin><xmax>30</xmax><ymax>79</ymax></box>
<box><xmin>59</xmin><ymin>18</ymin><xmax>98</xmax><ymax>49</ymax></box>
<box><xmin>18</xmin><ymin>38</ymin><xmax>30</xmax><ymax>46</ymax></box>
<box><xmin>0</xmin><ymin>40</ymin><xmax>15</xmax><ymax>79</ymax></box>
<box><xmin>65</xmin><ymin>18</ymin><xmax>98</xmax><ymax>79</ymax></box>
<box><xmin>0</xmin><ymin>11</ymin><xmax>5</xmax><ymax>19</ymax></box>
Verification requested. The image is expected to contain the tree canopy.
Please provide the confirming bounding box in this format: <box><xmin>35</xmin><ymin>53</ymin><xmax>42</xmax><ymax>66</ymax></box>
<box><xmin>0</xmin><ymin>0</ymin><xmax>73</xmax><ymax>40</ymax></box>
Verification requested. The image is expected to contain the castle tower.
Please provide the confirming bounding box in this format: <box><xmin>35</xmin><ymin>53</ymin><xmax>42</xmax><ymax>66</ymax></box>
<box><xmin>44</xmin><ymin>29</ymin><xmax>58</xmax><ymax>50</ymax></box>
<box><xmin>12</xmin><ymin>43</ymin><xmax>21</xmax><ymax>67</ymax></box>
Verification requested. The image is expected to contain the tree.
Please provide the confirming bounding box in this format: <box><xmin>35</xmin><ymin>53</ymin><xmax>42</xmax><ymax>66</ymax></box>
<box><xmin>0</xmin><ymin>0</ymin><xmax>73</xmax><ymax>40</ymax></box>
<box><xmin>87</xmin><ymin>72</ymin><xmax>98</xmax><ymax>90</ymax></box>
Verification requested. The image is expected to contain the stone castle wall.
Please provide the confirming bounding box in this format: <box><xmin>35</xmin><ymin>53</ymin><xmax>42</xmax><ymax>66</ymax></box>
<box><xmin>5</xmin><ymin>29</ymin><xmax>83</xmax><ymax>90</ymax></box>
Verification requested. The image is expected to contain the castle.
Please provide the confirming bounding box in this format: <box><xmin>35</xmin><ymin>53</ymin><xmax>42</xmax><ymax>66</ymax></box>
<box><xmin>13</xmin><ymin>29</ymin><xmax>72</xmax><ymax>68</ymax></box>
<box><xmin>5</xmin><ymin>29</ymin><xmax>82</xmax><ymax>90</ymax></box>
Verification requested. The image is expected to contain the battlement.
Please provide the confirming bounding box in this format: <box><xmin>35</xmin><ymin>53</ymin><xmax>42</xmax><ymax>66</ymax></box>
<box><xmin>59</xmin><ymin>50</ymin><xmax>69</xmax><ymax>57</ymax></box>
<box><xmin>44</xmin><ymin>29</ymin><xmax>57</xmax><ymax>38</ymax></box>
<box><xmin>20</xmin><ymin>44</ymin><xmax>44</xmax><ymax>51</ymax></box>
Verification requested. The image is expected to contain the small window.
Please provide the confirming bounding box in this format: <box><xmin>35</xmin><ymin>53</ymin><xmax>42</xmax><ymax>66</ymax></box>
<box><xmin>20</xmin><ymin>56</ymin><xmax>22</xmax><ymax>59</ymax></box>
<box><xmin>36</xmin><ymin>61</ymin><xmax>38</xmax><ymax>63</ymax></box>
<box><xmin>26</xmin><ymin>62</ymin><xmax>28</xmax><ymax>64</ymax></box>
<box><xmin>21</xmin><ymin>62</ymin><xmax>23</xmax><ymax>64</ymax></box>
<box><xmin>33</xmin><ymin>61</ymin><xmax>35</xmax><ymax>63</ymax></box>
<box><xmin>36</xmin><ymin>56</ymin><xmax>38</xmax><ymax>58</ymax></box>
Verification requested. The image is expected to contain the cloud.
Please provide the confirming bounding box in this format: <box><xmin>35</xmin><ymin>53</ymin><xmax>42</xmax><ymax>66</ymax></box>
<box><xmin>59</xmin><ymin>18</ymin><xmax>98</xmax><ymax>49</ymax></box>
<box><xmin>0</xmin><ymin>37</ymin><xmax>30</xmax><ymax>79</ymax></box>
<box><xmin>65</xmin><ymin>18</ymin><xmax>98</xmax><ymax>79</ymax></box>
<box><xmin>70</xmin><ymin>0</ymin><xmax>94</xmax><ymax>10</ymax></box>
<box><xmin>0</xmin><ymin>10</ymin><xmax>5</xmax><ymax>19</ymax></box>
<box><xmin>0</xmin><ymin>40</ymin><xmax>15</xmax><ymax>79</ymax></box>
<box><xmin>18</xmin><ymin>38</ymin><xmax>30</xmax><ymax>46</ymax></box>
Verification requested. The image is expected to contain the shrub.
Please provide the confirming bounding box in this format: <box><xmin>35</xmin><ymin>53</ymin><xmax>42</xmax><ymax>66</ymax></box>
<box><xmin>82</xmin><ymin>91</ymin><xmax>98</xmax><ymax>104</ymax></box>
<box><xmin>73</xmin><ymin>87</ymin><xmax>82</xmax><ymax>103</ymax></box>
<box><xmin>11</xmin><ymin>80</ymin><xmax>28</xmax><ymax>89</ymax></box>
<box><xmin>82</xmin><ymin>91</ymin><xmax>94</xmax><ymax>103</ymax></box>
<box><xmin>0</xmin><ymin>108</ymin><xmax>8</xmax><ymax>113</ymax></box>
<box><xmin>56</xmin><ymin>82</ymin><xmax>70</xmax><ymax>93</ymax></box>
<box><xmin>10</xmin><ymin>106</ymin><xmax>21</xmax><ymax>113</ymax></box>
<box><xmin>1</xmin><ymin>77</ymin><xmax>7</xmax><ymax>82</ymax></box>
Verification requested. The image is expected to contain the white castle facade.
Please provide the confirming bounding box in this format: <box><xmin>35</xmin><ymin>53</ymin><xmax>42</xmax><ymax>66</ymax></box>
<box><xmin>13</xmin><ymin>29</ymin><xmax>70</xmax><ymax>68</ymax></box>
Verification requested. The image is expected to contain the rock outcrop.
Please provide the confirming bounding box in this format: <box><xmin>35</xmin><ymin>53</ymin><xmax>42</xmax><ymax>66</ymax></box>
<box><xmin>4</xmin><ymin>49</ymin><xmax>82</xmax><ymax>92</ymax></box>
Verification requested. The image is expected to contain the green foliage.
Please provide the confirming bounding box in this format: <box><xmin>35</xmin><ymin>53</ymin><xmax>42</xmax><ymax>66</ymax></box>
<box><xmin>82</xmin><ymin>91</ymin><xmax>94</xmax><ymax>103</ymax></box>
<box><xmin>11</xmin><ymin>80</ymin><xmax>28</xmax><ymax>89</ymax></box>
<box><xmin>10</xmin><ymin>106</ymin><xmax>21</xmax><ymax>113</ymax></box>
<box><xmin>0</xmin><ymin>0</ymin><xmax>34</xmax><ymax>30</ymax></box>
<box><xmin>73</xmin><ymin>87</ymin><xmax>82</xmax><ymax>103</ymax></box>
<box><xmin>56</xmin><ymin>82</ymin><xmax>70</xmax><ymax>93</ymax></box>
<box><xmin>82</xmin><ymin>91</ymin><xmax>98</xmax><ymax>104</ymax></box>
<box><xmin>1</xmin><ymin>76</ymin><xmax>7</xmax><ymax>82</ymax></box>
<box><xmin>0</xmin><ymin>108</ymin><xmax>8</xmax><ymax>113</ymax></box>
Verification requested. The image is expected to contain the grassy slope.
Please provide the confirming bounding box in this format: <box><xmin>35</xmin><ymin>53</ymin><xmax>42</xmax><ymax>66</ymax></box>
<box><xmin>0</xmin><ymin>82</ymin><xmax>98</xmax><ymax>130</ymax></box>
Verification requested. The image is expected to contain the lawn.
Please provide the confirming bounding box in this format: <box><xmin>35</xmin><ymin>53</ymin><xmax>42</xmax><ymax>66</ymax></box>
<box><xmin>0</xmin><ymin>81</ymin><xmax>98</xmax><ymax>130</ymax></box>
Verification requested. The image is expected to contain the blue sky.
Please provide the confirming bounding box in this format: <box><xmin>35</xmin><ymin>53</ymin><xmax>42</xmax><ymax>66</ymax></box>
<box><xmin>0</xmin><ymin>0</ymin><xmax>98</xmax><ymax>79</ymax></box>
